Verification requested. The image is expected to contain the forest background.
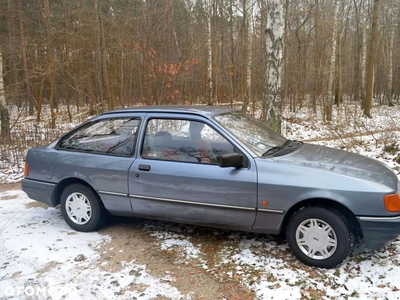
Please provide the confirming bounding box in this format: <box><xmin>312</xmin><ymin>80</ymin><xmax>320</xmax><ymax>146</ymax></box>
<box><xmin>0</xmin><ymin>0</ymin><xmax>399</xmax><ymax>140</ymax></box>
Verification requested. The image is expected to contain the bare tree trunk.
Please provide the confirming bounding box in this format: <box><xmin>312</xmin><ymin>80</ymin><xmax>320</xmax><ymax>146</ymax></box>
<box><xmin>44</xmin><ymin>0</ymin><xmax>56</xmax><ymax>128</ymax></box>
<box><xmin>313</xmin><ymin>0</ymin><xmax>321</xmax><ymax>114</ymax></box>
<box><xmin>212</xmin><ymin>0</ymin><xmax>219</xmax><ymax>105</ymax></box>
<box><xmin>326</xmin><ymin>0</ymin><xmax>340</xmax><ymax>121</ymax></box>
<box><xmin>63</xmin><ymin>1</ymin><xmax>72</xmax><ymax>122</ymax></box>
<box><xmin>364</xmin><ymin>0</ymin><xmax>380</xmax><ymax>117</ymax></box>
<box><xmin>18</xmin><ymin>0</ymin><xmax>34</xmax><ymax>115</ymax></box>
<box><xmin>334</xmin><ymin>34</ymin><xmax>341</xmax><ymax>107</ymax></box>
<box><xmin>262</xmin><ymin>0</ymin><xmax>284</xmax><ymax>133</ymax></box>
<box><xmin>7</xmin><ymin>0</ymin><xmax>20</xmax><ymax>108</ymax></box>
<box><xmin>0</xmin><ymin>46</ymin><xmax>10</xmax><ymax>138</ymax></box>
<box><xmin>228</xmin><ymin>0</ymin><xmax>235</xmax><ymax>107</ymax></box>
<box><xmin>361</xmin><ymin>4</ymin><xmax>367</xmax><ymax>104</ymax></box>
<box><xmin>95</xmin><ymin>1</ymin><xmax>112</xmax><ymax>110</ymax></box>
<box><xmin>206</xmin><ymin>0</ymin><xmax>213</xmax><ymax>105</ymax></box>
<box><xmin>282</xmin><ymin>0</ymin><xmax>289</xmax><ymax>112</ymax></box>
<box><xmin>94</xmin><ymin>1</ymin><xmax>104</xmax><ymax>110</ymax></box>
<box><xmin>387</xmin><ymin>20</ymin><xmax>395</xmax><ymax>106</ymax></box>
<box><xmin>241</xmin><ymin>0</ymin><xmax>252</xmax><ymax>112</ymax></box>
<box><xmin>87</xmin><ymin>67</ymin><xmax>96</xmax><ymax>115</ymax></box>
<box><xmin>353</xmin><ymin>0</ymin><xmax>364</xmax><ymax>102</ymax></box>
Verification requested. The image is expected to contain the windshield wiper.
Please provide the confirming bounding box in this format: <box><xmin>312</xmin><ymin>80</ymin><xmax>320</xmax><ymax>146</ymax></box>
<box><xmin>262</xmin><ymin>140</ymin><xmax>292</xmax><ymax>157</ymax></box>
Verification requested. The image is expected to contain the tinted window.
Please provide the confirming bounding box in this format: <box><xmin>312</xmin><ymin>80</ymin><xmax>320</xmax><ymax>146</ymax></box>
<box><xmin>141</xmin><ymin>118</ymin><xmax>234</xmax><ymax>164</ymax></box>
<box><xmin>58</xmin><ymin>118</ymin><xmax>140</xmax><ymax>156</ymax></box>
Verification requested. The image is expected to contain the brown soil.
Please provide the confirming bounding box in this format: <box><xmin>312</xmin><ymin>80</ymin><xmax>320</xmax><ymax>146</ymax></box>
<box><xmin>97</xmin><ymin>218</ymin><xmax>254</xmax><ymax>299</ymax></box>
<box><xmin>0</xmin><ymin>182</ymin><xmax>20</xmax><ymax>192</ymax></box>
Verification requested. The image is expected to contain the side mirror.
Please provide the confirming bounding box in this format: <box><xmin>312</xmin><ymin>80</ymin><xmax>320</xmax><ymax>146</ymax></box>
<box><xmin>218</xmin><ymin>152</ymin><xmax>244</xmax><ymax>168</ymax></box>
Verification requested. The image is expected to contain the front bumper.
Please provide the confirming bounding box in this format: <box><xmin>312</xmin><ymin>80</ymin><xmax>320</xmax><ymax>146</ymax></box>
<box><xmin>21</xmin><ymin>178</ymin><xmax>57</xmax><ymax>207</ymax></box>
<box><xmin>357</xmin><ymin>215</ymin><xmax>400</xmax><ymax>249</ymax></box>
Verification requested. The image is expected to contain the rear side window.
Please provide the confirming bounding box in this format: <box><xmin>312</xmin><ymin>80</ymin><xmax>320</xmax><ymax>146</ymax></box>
<box><xmin>58</xmin><ymin>118</ymin><xmax>140</xmax><ymax>156</ymax></box>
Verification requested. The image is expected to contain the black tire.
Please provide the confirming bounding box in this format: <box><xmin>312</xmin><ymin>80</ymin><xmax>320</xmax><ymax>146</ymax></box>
<box><xmin>60</xmin><ymin>184</ymin><xmax>106</xmax><ymax>232</ymax></box>
<box><xmin>286</xmin><ymin>206</ymin><xmax>354</xmax><ymax>268</ymax></box>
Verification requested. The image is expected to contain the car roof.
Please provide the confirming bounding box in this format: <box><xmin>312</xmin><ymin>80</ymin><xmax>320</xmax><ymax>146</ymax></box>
<box><xmin>101</xmin><ymin>105</ymin><xmax>238</xmax><ymax>117</ymax></box>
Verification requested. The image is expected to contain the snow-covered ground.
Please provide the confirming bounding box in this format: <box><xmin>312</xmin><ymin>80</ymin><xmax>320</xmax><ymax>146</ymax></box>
<box><xmin>1</xmin><ymin>103</ymin><xmax>400</xmax><ymax>299</ymax></box>
<box><xmin>2</xmin><ymin>190</ymin><xmax>400</xmax><ymax>299</ymax></box>
<box><xmin>0</xmin><ymin>190</ymin><xmax>188</xmax><ymax>299</ymax></box>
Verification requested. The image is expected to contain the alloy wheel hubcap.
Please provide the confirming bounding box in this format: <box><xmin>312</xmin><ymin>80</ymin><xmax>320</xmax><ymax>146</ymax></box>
<box><xmin>65</xmin><ymin>192</ymin><xmax>92</xmax><ymax>225</ymax></box>
<box><xmin>295</xmin><ymin>218</ymin><xmax>337</xmax><ymax>260</ymax></box>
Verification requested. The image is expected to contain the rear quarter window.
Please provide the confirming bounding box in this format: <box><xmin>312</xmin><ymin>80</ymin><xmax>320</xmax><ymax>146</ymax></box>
<box><xmin>58</xmin><ymin>118</ymin><xmax>140</xmax><ymax>156</ymax></box>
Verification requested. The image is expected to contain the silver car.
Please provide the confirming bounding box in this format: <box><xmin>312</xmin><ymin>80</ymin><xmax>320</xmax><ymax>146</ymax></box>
<box><xmin>21</xmin><ymin>106</ymin><xmax>400</xmax><ymax>268</ymax></box>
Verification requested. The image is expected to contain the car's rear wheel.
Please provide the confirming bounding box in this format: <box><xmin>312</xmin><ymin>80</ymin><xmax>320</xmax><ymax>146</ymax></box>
<box><xmin>60</xmin><ymin>184</ymin><xmax>106</xmax><ymax>232</ymax></box>
<box><xmin>286</xmin><ymin>206</ymin><xmax>354</xmax><ymax>268</ymax></box>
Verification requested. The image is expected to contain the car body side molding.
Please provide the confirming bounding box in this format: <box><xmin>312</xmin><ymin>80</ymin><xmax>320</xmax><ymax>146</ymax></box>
<box><xmin>130</xmin><ymin>194</ymin><xmax>256</xmax><ymax>211</ymax></box>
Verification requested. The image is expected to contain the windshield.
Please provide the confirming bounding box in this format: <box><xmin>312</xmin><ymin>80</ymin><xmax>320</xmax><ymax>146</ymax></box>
<box><xmin>214</xmin><ymin>112</ymin><xmax>287</xmax><ymax>157</ymax></box>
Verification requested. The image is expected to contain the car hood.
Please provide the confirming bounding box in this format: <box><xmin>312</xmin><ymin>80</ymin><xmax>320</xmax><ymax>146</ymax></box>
<box><xmin>272</xmin><ymin>143</ymin><xmax>398</xmax><ymax>190</ymax></box>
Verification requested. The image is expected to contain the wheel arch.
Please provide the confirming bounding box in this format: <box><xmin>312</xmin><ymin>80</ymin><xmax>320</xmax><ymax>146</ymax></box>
<box><xmin>52</xmin><ymin>178</ymin><xmax>100</xmax><ymax>206</ymax></box>
<box><xmin>281</xmin><ymin>198</ymin><xmax>362</xmax><ymax>239</ymax></box>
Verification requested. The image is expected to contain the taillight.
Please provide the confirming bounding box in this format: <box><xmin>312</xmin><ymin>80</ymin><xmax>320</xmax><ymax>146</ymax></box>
<box><xmin>24</xmin><ymin>163</ymin><xmax>29</xmax><ymax>177</ymax></box>
<box><xmin>384</xmin><ymin>193</ymin><xmax>400</xmax><ymax>212</ymax></box>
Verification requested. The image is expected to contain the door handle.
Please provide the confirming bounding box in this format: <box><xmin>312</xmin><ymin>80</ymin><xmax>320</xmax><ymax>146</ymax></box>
<box><xmin>138</xmin><ymin>164</ymin><xmax>151</xmax><ymax>171</ymax></box>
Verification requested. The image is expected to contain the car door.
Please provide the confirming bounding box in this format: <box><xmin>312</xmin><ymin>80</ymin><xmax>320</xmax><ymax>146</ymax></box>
<box><xmin>128</xmin><ymin>113</ymin><xmax>257</xmax><ymax>229</ymax></box>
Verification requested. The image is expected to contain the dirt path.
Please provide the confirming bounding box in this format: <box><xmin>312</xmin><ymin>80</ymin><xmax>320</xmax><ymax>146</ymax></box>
<box><xmin>0</xmin><ymin>184</ymin><xmax>254</xmax><ymax>299</ymax></box>
<box><xmin>97</xmin><ymin>218</ymin><xmax>254</xmax><ymax>299</ymax></box>
<box><xmin>0</xmin><ymin>182</ymin><xmax>20</xmax><ymax>192</ymax></box>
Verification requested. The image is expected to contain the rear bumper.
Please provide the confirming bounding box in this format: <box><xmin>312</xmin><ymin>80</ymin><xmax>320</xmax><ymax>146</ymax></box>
<box><xmin>21</xmin><ymin>178</ymin><xmax>57</xmax><ymax>207</ymax></box>
<box><xmin>357</xmin><ymin>215</ymin><xmax>400</xmax><ymax>249</ymax></box>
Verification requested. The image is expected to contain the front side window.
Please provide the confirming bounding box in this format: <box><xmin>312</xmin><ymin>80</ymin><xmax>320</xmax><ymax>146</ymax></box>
<box><xmin>141</xmin><ymin>118</ymin><xmax>235</xmax><ymax>164</ymax></box>
<box><xmin>58</xmin><ymin>118</ymin><xmax>140</xmax><ymax>156</ymax></box>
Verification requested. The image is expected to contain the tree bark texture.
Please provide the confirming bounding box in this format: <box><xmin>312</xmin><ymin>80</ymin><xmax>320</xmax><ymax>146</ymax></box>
<box><xmin>206</xmin><ymin>0</ymin><xmax>213</xmax><ymax>105</ymax></box>
<box><xmin>0</xmin><ymin>46</ymin><xmax>10</xmax><ymax>138</ymax></box>
<box><xmin>364</xmin><ymin>0</ymin><xmax>380</xmax><ymax>117</ymax></box>
<box><xmin>262</xmin><ymin>0</ymin><xmax>284</xmax><ymax>133</ymax></box>
<box><xmin>18</xmin><ymin>0</ymin><xmax>34</xmax><ymax>115</ymax></box>
<box><xmin>241</xmin><ymin>0</ymin><xmax>252</xmax><ymax>113</ymax></box>
<box><xmin>326</xmin><ymin>0</ymin><xmax>340</xmax><ymax>121</ymax></box>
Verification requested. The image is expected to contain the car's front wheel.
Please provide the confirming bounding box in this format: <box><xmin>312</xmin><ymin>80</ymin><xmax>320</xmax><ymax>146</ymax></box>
<box><xmin>60</xmin><ymin>184</ymin><xmax>106</xmax><ymax>232</ymax></box>
<box><xmin>286</xmin><ymin>206</ymin><xmax>354</xmax><ymax>268</ymax></box>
